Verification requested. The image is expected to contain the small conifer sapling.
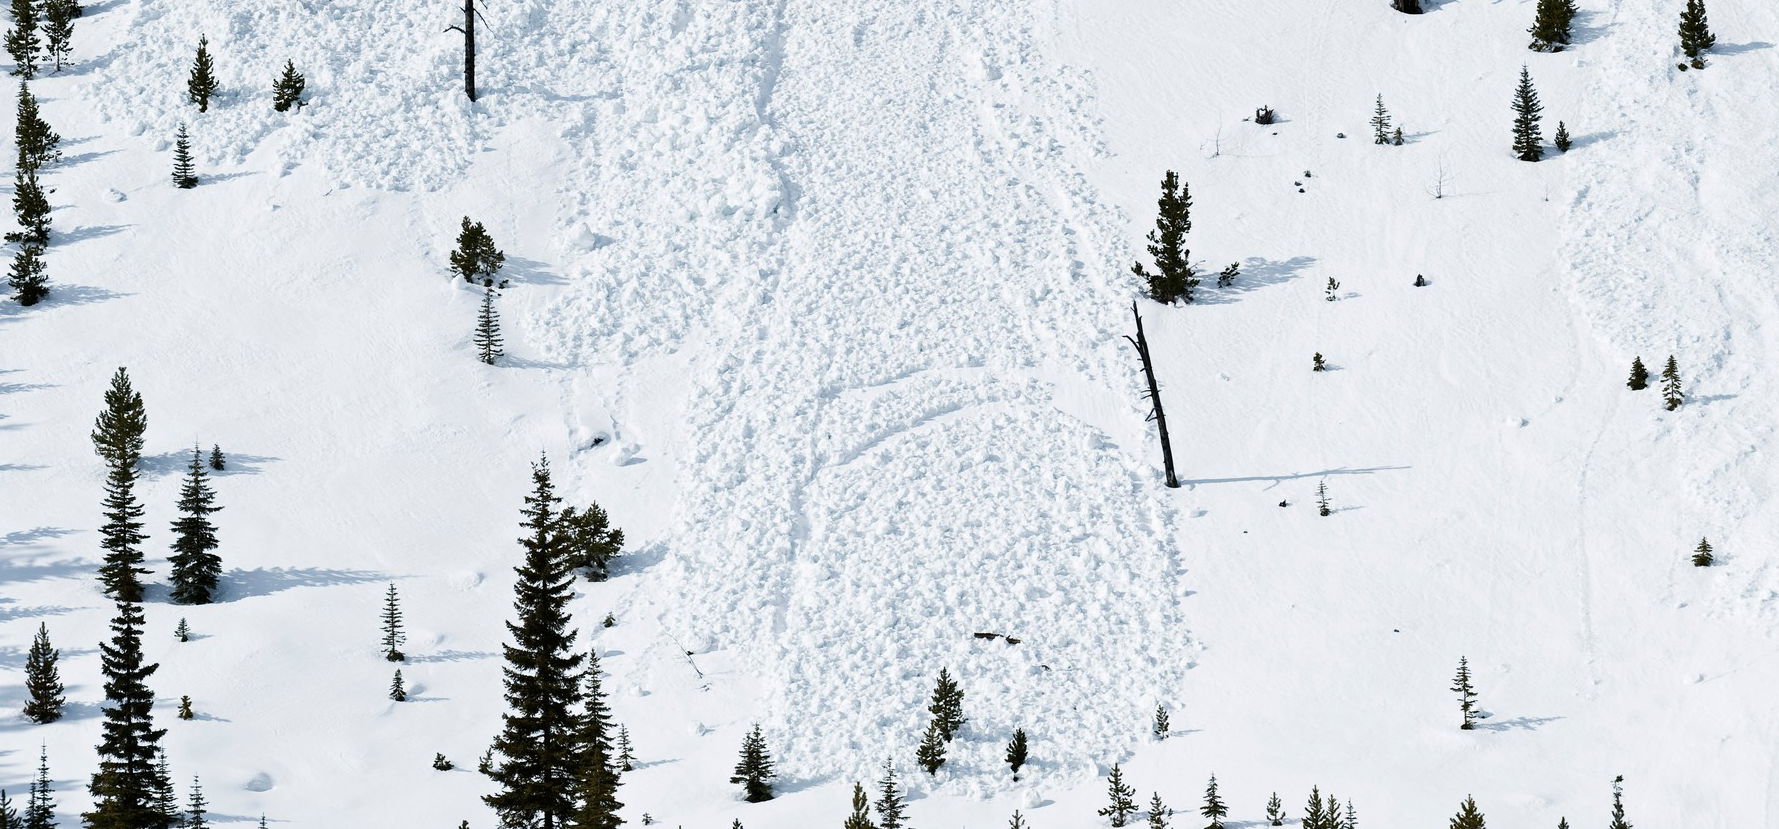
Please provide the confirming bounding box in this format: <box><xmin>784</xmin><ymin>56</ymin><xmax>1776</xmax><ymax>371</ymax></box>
<box><xmin>842</xmin><ymin>782</ymin><xmax>873</xmax><ymax>829</ymax></box>
<box><xmin>1511</xmin><ymin>66</ymin><xmax>1545</xmax><ymax>162</ymax></box>
<box><xmin>381</xmin><ymin>583</ymin><xmax>406</xmax><ymax>661</ymax></box>
<box><xmin>449</xmin><ymin>217</ymin><xmax>506</xmax><ymax>285</ymax></box>
<box><xmin>1370</xmin><ymin>95</ymin><xmax>1392</xmax><ymax>145</ymax></box>
<box><xmin>1316</xmin><ymin>480</ymin><xmax>1331</xmax><ymax>516</ymax></box>
<box><xmin>1627</xmin><ymin>357</ymin><xmax>1648</xmax><ymax>390</ymax></box>
<box><xmin>474</xmin><ymin>287</ymin><xmax>504</xmax><ymax>365</ymax></box>
<box><xmin>9</xmin><ymin>243</ymin><xmax>48</xmax><ymax>306</ymax></box>
<box><xmin>1554</xmin><ymin>121</ymin><xmax>1572</xmax><ymax>152</ymax></box>
<box><xmin>175</xmin><ymin>617</ymin><xmax>191</xmax><ymax>642</ymax></box>
<box><xmin>1608</xmin><ymin>776</ymin><xmax>1630</xmax><ymax>829</ymax></box>
<box><xmin>1131</xmin><ymin>171</ymin><xmax>1198</xmax><ymax>304</ymax></box>
<box><xmin>1452</xmin><ymin>656</ymin><xmax>1479</xmax><ymax>730</ymax></box>
<box><xmin>1678</xmin><ymin>0</ymin><xmax>1715</xmax><ymax>69</ymax></box>
<box><xmin>390</xmin><ymin>669</ymin><xmax>406</xmax><ymax>701</ymax></box>
<box><xmin>271</xmin><ymin>59</ymin><xmax>305</xmax><ymax>111</ymax></box>
<box><xmin>915</xmin><ymin>719</ymin><xmax>947</xmax><ymax>775</ymax></box>
<box><xmin>1692</xmin><ymin>537</ymin><xmax>1714</xmax><ymax>567</ymax></box>
<box><xmin>177</xmin><ymin>695</ymin><xmax>194</xmax><ymax>720</ymax></box>
<box><xmin>172</xmin><ymin>123</ymin><xmax>198</xmax><ymax>188</ymax></box>
<box><xmin>1006</xmin><ymin>728</ymin><xmax>1028</xmax><ymax>780</ymax></box>
<box><xmin>729</xmin><ymin>723</ymin><xmax>776</xmax><ymax>802</ymax></box>
<box><xmin>22</xmin><ymin>622</ymin><xmax>65</xmax><ymax>723</ymax></box>
<box><xmin>1099</xmin><ymin>763</ymin><xmax>1138</xmax><ymax>827</ymax></box>
<box><xmin>1266</xmin><ymin>792</ymin><xmax>1286</xmax><ymax>826</ymax></box>
<box><xmin>1450</xmin><ymin>796</ymin><xmax>1486</xmax><ymax>829</ymax></box>
<box><xmin>874</xmin><ymin>759</ymin><xmax>907</xmax><ymax>829</ymax></box>
<box><xmin>928</xmin><ymin>667</ymin><xmax>966</xmax><ymax>740</ymax></box>
<box><xmin>1146</xmin><ymin>792</ymin><xmax>1169</xmax><ymax>829</ymax></box>
<box><xmin>209</xmin><ymin>444</ymin><xmax>225</xmax><ymax>470</ymax></box>
<box><xmin>1152</xmin><ymin>704</ymin><xmax>1170</xmax><ymax>739</ymax></box>
<box><xmin>29</xmin><ymin>744</ymin><xmax>57</xmax><ymax>829</ymax></box>
<box><xmin>1201</xmin><ymin>775</ymin><xmax>1228</xmax><ymax>829</ymax></box>
<box><xmin>433</xmin><ymin>753</ymin><xmax>454</xmax><ymax>771</ymax></box>
<box><xmin>1313</xmin><ymin>352</ymin><xmax>1326</xmax><ymax>372</ymax></box>
<box><xmin>187</xmin><ymin>35</ymin><xmax>217</xmax><ymax>111</ymax></box>
<box><xmin>1325</xmin><ymin>276</ymin><xmax>1340</xmax><ymax>301</ymax></box>
<box><xmin>186</xmin><ymin>777</ymin><xmax>208</xmax><ymax>829</ymax></box>
<box><xmin>1661</xmin><ymin>355</ymin><xmax>1683</xmax><ymax>410</ymax></box>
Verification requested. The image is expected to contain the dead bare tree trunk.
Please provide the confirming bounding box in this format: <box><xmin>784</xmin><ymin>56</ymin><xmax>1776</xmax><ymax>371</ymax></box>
<box><xmin>1126</xmin><ymin>301</ymin><xmax>1180</xmax><ymax>488</ymax></box>
<box><xmin>445</xmin><ymin>0</ymin><xmax>480</xmax><ymax>101</ymax></box>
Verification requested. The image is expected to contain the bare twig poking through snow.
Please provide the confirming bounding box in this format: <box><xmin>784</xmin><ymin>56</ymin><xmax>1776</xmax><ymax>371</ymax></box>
<box><xmin>1126</xmin><ymin>302</ymin><xmax>1180</xmax><ymax>488</ymax></box>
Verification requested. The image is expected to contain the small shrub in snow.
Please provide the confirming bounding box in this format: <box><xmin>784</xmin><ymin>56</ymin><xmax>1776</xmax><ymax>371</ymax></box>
<box><xmin>433</xmin><ymin>753</ymin><xmax>453</xmax><ymax>771</ymax></box>
<box><xmin>1691</xmin><ymin>538</ymin><xmax>1714</xmax><ymax>566</ymax></box>
<box><xmin>1254</xmin><ymin>105</ymin><xmax>1276</xmax><ymax>124</ymax></box>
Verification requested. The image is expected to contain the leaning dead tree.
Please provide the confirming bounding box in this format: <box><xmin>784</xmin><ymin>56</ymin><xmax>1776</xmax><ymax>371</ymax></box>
<box><xmin>444</xmin><ymin>0</ymin><xmax>488</xmax><ymax>101</ymax></box>
<box><xmin>1126</xmin><ymin>301</ymin><xmax>1180</xmax><ymax>488</ymax></box>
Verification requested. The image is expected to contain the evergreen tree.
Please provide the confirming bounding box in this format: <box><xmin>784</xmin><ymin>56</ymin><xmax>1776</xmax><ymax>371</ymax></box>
<box><xmin>1554</xmin><ymin>121</ymin><xmax>1572</xmax><ymax>152</ymax></box>
<box><xmin>168</xmin><ymin>446</ymin><xmax>223</xmax><ymax>604</ymax></box>
<box><xmin>1146</xmin><ymin>792</ymin><xmax>1169</xmax><ymax>829</ymax></box>
<box><xmin>1627</xmin><ymin>357</ymin><xmax>1648</xmax><ymax>390</ymax></box>
<box><xmin>873</xmin><ymin>760</ymin><xmax>906</xmax><ymax>829</ymax></box>
<box><xmin>40</xmin><ymin>0</ymin><xmax>74</xmax><ymax>73</ymax></box>
<box><xmin>1557</xmin><ymin>818</ymin><xmax>1569</xmax><ymax>829</ymax></box>
<box><xmin>15</xmin><ymin>82</ymin><xmax>61</xmax><ymax>171</ymax></box>
<box><xmin>208</xmin><ymin>444</ymin><xmax>225</xmax><ymax>470</ymax></box>
<box><xmin>23</xmin><ymin>623</ymin><xmax>64</xmax><ymax>723</ymax></box>
<box><xmin>9</xmin><ymin>165</ymin><xmax>50</xmax><ymax>245</ymax></box>
<box><xmin>171</xmin><ymin>124</ymin><xmax>197</xmax><ymax>189</ymax></box>
<box><xmin>150</xmin><ymin>753</ymin><xmax>177</xmax><ymax>829</ymax></box>
<box><xmin>614</xmin><ymin>725</ymin><xmax>635</xmax><ymax>772</ymax></box>
<box><xmin>174</xmin><ymin>618</ymin><xmax>190</xmax><ymax>642</ymax></box>
<box><xmin>1449</xmin><ymin>796</ymin><xmax>1485</xmax><ymax>829</ymax></box>
<box><xmin>1099</xmin><ymin>764</ymin><xmax>1138</xmax><ymax>827</ymax></box>
<box><xmin>729</xmin><ymin>724</ymin><xmax>776</xmax><ymax>802</ymax></box>
<box><xmin>1316</xmin><ymin>480</ymin><xmax>1331</xmax><ymax>516</ymax></box>
<box><xmin>1344</xmin><ymin>801</ymin><xmax>1357</xmax><ymax>829</ymax></box>
<box><xmin>566</xmin><ymin>650</ymin><xmax>622</xmax><ymax>829</ymax></box>
<box><xmin>1692</xmin><ymin>537</ymin><xmax>1714</xmax><ymax>567</ymax></box>
<box><xmin>9</xmin><ymin>242</ymin><xmax>48</xmax><ymax>306</ymax></box>
<box><xmin>84</xmin><ymin>599</ymin><xmax>170</xmax><ymax>829</ymax></box>
<box><xmin>1661</xmin><ymin>356</ymin><xmax>1683</xmax><ymax>410</ymax></box>
<box><xmin>1392</xmin><ymin>126</ymin><xmax>1403</xmax><ymax>146</ymax></box>
<box><xmin>1370</xmin><ymin>95</ymin><xmax>1392</xmax><ymax>144</ymax></box>
<box><xmin>175</xmin><ymin>696</ymin><xmax>193</xmax><ymax>720</ymax></box>
<box><xmin>927</xmin><ymin>667</ymin><xmax>966</xmax><ymax>740</ymax></box>
<box><xmin>381</xmin><ymin>583</ymin><xmax>405</xmax><ymax>661</ymax></box>
<box><xmin>1201</xmin><ymin>775</ymin><xmax>1227</xmax><ymax>829</ymax></box>
<box><xmin>5</xmin><ymin>0</ymin><xmax>37</xmax><ymax>79</ymax></box>
<box><xmin>1678</xmin><ymin>0</ymin><xmax>1715</xmax><ymax>68</ymax></box>
<box><xmin>1312</xmin><ymin>352</ymin><xmax>1327</xmax><ymax>372</ymax></box>
<box><xmin>1010</xmin><ymin>810</ymin><xmax>1028</xmax><ymax>829</ymax></box>
<box><xmin>1511</xmin><ymin>66</ymin><xmax>1544</xmax><ymax>162</ymax></box>
<box><xmin>185</xmin><ymin>777</ymin><xmax>207</xmax><ymax>829</ymax></box>
<box><xmin>1324</xmin><ymin>277</ymin><xmax>1340</xmax><ymax>301</ymax></box>
<box><xmin>842</xmin><ymin>782</ymin><xmax>874</xmax><ymax>829</ymax></box>
<box><xmin>27</xmin><ymin>743</ymin><xmax>54</xmax><ymax>829</ymax></box>
<box><xmin>485</xmin><ymin>455</ymin><xmax>587</xmax><ymax>829</ymax></box>
<box><xmin>186</xmin><ymin>36</ymin><xmax>216</xmax><ymax>111</ymax></box>
<box><xmin>271</xmin><ymin>59</ymin><xmax>305</xmax><ymax>112</ymax></box>
<box><xmin>97</xmin><ymin>443</ymin><xmax>149</xmax><ymax>602</ymax></box>
<box><xmin>1607</xmin><ymin>775</ymin><xmax>1630</xmax><ymax>829</ymax></box>
<box><xmin>559</xmin><ymin>502</ymin><xmax>624</xmax><ymax>580</ymax></box>
<box><xmin>915</xmin><ymin>720</ymin><xmax>946</xmax><ymax>775</ymax></box>
<box><xmin>2</xmin><ymin>790</ymin><xmax>18</xmax><ymax>829</ymax></box>
<box><xmin>1528</xmin><ymin>0</ymin><xmax>1570</xmax><ymax>51</ymax></box>
<box><xmin>1323</xmin><ymin>794</ymin><xmax>1341</xmax><ymax>829</ymax></box>
<box><xmin>1005</xmin><ymin>728</ymin><xmax>1027</xmax><ymax>780</ymax></box>
<box><xmin>1152</xmin><ymin>704</ymin><xmax>1170</xmax><ymax>739</ymax></box>
<box><xmin>474</xmin><ymin>287</ymin><xmax>504</xmax><ymax>365</ymax></box>
<box><xmin>1303</xmin><ymin>787</ymin><xmax>1326</xmax><ymax>829</ymax></box>
<box><xmin>389</xmin><ymin>669</ymin><xmax>406</xmax><ymax>701</ymax></box>
<box><xmin>1131</xmin><ymin>171</ymin><xmax>1198</xmax><ymax>304</ymax></box>
<box><xmin>1452</xmin><ymin>656</ymin><xmax>1479</xmax><ymax>730</ymax></box>
<box><xmin>1265</xmin><ymin>793</ymin><xmax>1285</xmax><ymax>826</ymax></box>
<box><xmin>450</xmin><ymin>217</ymin><xmax>506</xmax><ymax>285</ymax></box>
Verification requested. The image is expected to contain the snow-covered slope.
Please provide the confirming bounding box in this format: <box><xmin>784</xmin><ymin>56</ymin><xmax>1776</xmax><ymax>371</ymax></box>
<box><xmin>4</xmin><ymin>0</ymin><xmax>1779</xmax><ymax>826</ymax></box>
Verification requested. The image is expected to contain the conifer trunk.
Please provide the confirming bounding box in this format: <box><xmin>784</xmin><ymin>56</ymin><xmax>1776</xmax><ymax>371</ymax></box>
<box><xmin>1127</xmin><ymin>302</ymin><xmax>1179</xmax><ymax>488</ymax></box>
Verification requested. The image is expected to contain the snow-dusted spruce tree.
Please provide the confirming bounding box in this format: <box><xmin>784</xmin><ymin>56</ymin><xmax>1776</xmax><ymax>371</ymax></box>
<box><xmin>1450</xmin><ymin>796</ymin><xmax>1485</xmax><ymax>829</ymax></box>
<box><xmin>729</xmin><ymin>724</ymin><xmax>776</xmax><ymax>802</ymax></box>
<box><xmin>485</xmin><ymin>456</ymin><xmax>586</xmax><ymax>828</ymax></box>
<box><xmin>1302</xmin><ymin>787</ymin><xmax>1327</xmax><ymax>829</ymax></box>
<box><xmin>1201</xmin><ymin>775</ymin><xmax>1228</xmax><ymax>829</ymax></box>
<box><xmin>1344</xmin><ymin>801</ymin><xmax>1358</xmax><ymax>829</ymax></box>
<box><xmin>9</xmin><ymin>243</ymin><xmax>48</xmax><ymax>306</ymax></box>
<box><xmin>168</xmin><ymin>447</ymin><xmax>224</xmax><ymax>604</ymax></box>
<box><xmin>209</xmin><ymin>444</ymin><xmax>225</xmax><ymax>470</ymax></box>
<box><xmin>451</xmin><ymin>217</ymin><xmax>507</xmax><ymax>285</ymax></box>
<box><xmin>5</xmin><ymin>0</ymin><xmax>38</xmax><ymax>79</ymax></box>
<box><xmin>1627</xmin><ymin>356</ymin><xmax>1648</xmax><ymax>390</ymax></box>
<box><xmin>185</xmin><ymin>778</ymin><xmax>207</xmax><ymax>829</ymax></box>
<box><xmin>175</xmin><ymin>618</ymin><xmax>191</xmax><ymax>642</ymax></box>
<box><xmin>271</xmin><ymin>59</ymin><xmax>305</xmax><ymax>112</ymax></box>
<box><xmin>567</xmin><ymin>650</ymin><xmax>622</xmax><ymax>829</ymax></box>
<box><xmin>85</xmin><ymin>599</ymin><xmax>172</xmax><ymax>829</ymax></box>
<box><xmin>1661</xmin><ymin>355</ymin><xmax>1683</xmax><ymax>410</ymax></box>
<box><xmin>1528</xmin><ymin>0</ymin><xmax>1571</xmax><ymax>51</ymax></box>
<box><xmin>388</xmin><ymin>669</ymin><xmax>406</xmax><ymax>701</ymax></box>
<box><xmin>23</xmin><ymin>622</ymin><xmax>65</xmax><ymax>723</ymax></box>
<box><xmin>1678</xmin><ymin>0</ymin><xmax>1715</xmax><ymax>69</ymax></box>
<box><xmin>1131</xmin><ymin>171</ymin><xmax>1198</xmax><ymax>304</ymax></box>
<box><xmin>1554</xmin><ymin>121</ymin><xmax>1572</xmax><ymax>152</ymax></box>
<box><xmin>381</xmin><ymin>583</ymin><xmax>405</xmax><ymax>660</ymax></box>
<box><xmin>29</xmin><ymin>743</ymin><xmax>56</xmax><ymax>829</ymax></box>
<box><xmin>916</xmin><ymin>719</ymin><xmax>947</xmax><ymax>775</ymax></box>
<box><xmin>41</xmin><ymin>0</ymin><xmax>75</xmax><ymax>72</ymax></box>
<box><xmin>1</xmin><ymin>791</ymin><xmax>19</xmax><ymax>828</ymax></box>
<box><xmin>1320</xmin><ymin>792</ymin><xmax>1341</xmax><ymax>829</ymax></box>
<box><xmin>172</xmin><ymin>124</ymin><xmax>197</xmax><ymax>188</ymax></box>
<box><xmin>94</xmin><ymin>369</ymin><xmax>150</xmax><ymax>603</ymax></box>
<box><xmin>1152</xmin><ymin>703</ymin><xmax>1170</xmax><ymax>739</ymax></box>
<box><xmin>1370</xmin><ymin>95</ymin><xmax>1391</xmax><ymax>145</ymax></box>
<box><xmin>151</xmin><ymin>752</ymin><xmax>178</xmax><ymax>828</ymax></box>
<box><xmin>1607</xmin><ymin>776</ymin><xmax>1630</xmax><ymax>829</ymax></box>
<box><xmin>1691</xmin><ymin>538</ymin><xmax>1714</xmax><ymax>567</ymax></box>
<box><xmin>474</xmin><ymin>287</ymin><xmax>504</xmax><ymax>365</ymax></box>
<box><xmin>1451</xmin><ymin>656</ymin><xmax>1479</xmax><ymax>730</ymax></box>
<box><xmin>1005</xmin><ymin>728</ymin><xmax>1028</xmax><ymax>780</ymax></box>
<box><xmin>842</xmin><ymin>782</ymin><xmax>872</xmax><ymax>829</ymax></box>
<box><xmin>10</xmin><ymin>165</ymin><xmax>50</xmax><ymax>245</ymax></box>
<box><xmin>1099</xmin><ymin>764</ymin><xmax>1138</xmax><ymax>827</ymax></box>
<box><xmin>1316</xmin><ymin>479</ymin><xmax>1331</xmax><ymax>515</ymax></box>
<box><xmin>615</xmin><ymin>725</ymin><xmax>635</xmax><ymax>772</ymax></box>
<box><xmin>928</xmin><ymin>667</ymin><xmax>966</xmax><ymax>740</ymax></box>
<box><xmin>559</xmin><ymin>501</ymin><xmax>624</xmax><ymax>581</ymax></box>
<box><xmin>874</xmin><ymin>760</ymin><xmax>907</xmax><ymax>829</ymax></box>
<box><xmin>186</xmin><ymin>35</ymin><xmax>217</xmax><ymax>111</ymax></box>
<box><xmin>15</xmin><ymin>81</ymin><xmax>61</xmax><ymax>171</ymax></box>
<box><xmin>1266</xmin><ymin>792</ymin><xmax>1286</xmax><ymax>826</ymax></box>
<box><xmin>1511</xmin><ymin>66</ymin><xmax>1544</xmax><ymax>162</ymax></box>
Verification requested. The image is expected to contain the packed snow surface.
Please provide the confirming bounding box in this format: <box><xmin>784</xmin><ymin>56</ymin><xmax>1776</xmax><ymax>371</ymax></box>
<box><xmin>5</xmin><ymin>0</ymin><xmax>1779</xmax><ymax>826</ymax></box>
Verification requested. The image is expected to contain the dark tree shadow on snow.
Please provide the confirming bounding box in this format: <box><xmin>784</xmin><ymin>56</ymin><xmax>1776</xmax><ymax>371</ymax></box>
<box><xmin>1183</xmin><ymin>464</ymin><xmax>1410</xmax><ymax>490</ymax></box>
<box><xmin>1193</xmin><ymin>255</ymin><xmax>1316</xmax><ymax>305</ymax></box>
<box><xmin>1715</xmin><ymin>41</ymin><xmax>1775</xmax><ymax>56</ymax></box>
<box><xmin>1475</xmin><ymin>714</ymin><xmax>1564</xmax><ymax>733</ymax></box>
<box><xmin>0</xmin><ymin>557</ymin><xmax>92</xmax><ymax>587</ymax></box>
<box><xmin>59</xmin><ymin>149</ymin><xmax>120</xmax><ymax>167</ymax></box>
<box><xmin>141</xmin><ymin>450</ymin><xmax>279</xmax><ymax>478</ymax></box>
<box><xmin>501</xmin><ymin>255</ymin><xmax>568</xmax><ymax>287</ymax></box>
<box><xmin>0</xmin><ymin>284</ymin><xmax>130</xmax><ymax>322</ymax></box>
<box><xmin>219</xmin><ymin>567</ymin><xmax>390</xmax><ymax>601</ymax></box>
<box><xmin>211</xmin><ymin>453</ymin><xmax>280</xmax><ymax>476</ymax></box>
<box><xmin>59</xmin><ymin>224</ymin><xmax>131</xmax><ymax>245</ymax></box>
<box><xmin>407</xmin><ymin>650</ymin><xmax>497</xmax><ymax>664</ymax></box>
<box><xmin>1566</xmin><ymin>130</ymin><xmax>1618</xmax><ymax>150</ymax></box>
<box><xmin>0</xmin><ymin>600</ymin><xmax>82</xmax><ymax>624</ymax></box>
<box><xmin>1</xmin><ymin>526</ymin><xmax>78</xmax><ymax>546</ymax></box>
<box><xmin>0</xmin><ymin>381</ymin><xmax>56</xmax><ymax>395</ymax></box>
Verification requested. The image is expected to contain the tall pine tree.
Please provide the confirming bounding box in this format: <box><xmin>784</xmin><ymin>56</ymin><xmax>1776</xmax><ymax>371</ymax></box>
<box><xmin>1201</xmin><ymin>774</ymin><xmax>1227</xmax><ymax>829</ymax></box>
<box><xmin>1511</xmin><ymin>66</ymin><xmax>1544</xmax><ymax>162</ymax></box>
<box><xmin>381</xmin><ymin>583</ymin><xmax>405</xmax><ymax>661</ymax></box>
<box><xmin>1452</xmin><ymin>656</ymin><xmax>1479</xmax><ymax>730</ymax></box>
<box><xmin>1528</xmin><ymin>0</ymin><xmax>1571</xmax><ymax>51</ymax></box>
<box><xmin>22</xmin><ymin>622</ymin><xmax>64</xmax><ymax>723</ymax></box>
<box><xmin>168</xmin><ymin>446</ymin><xmax>223</xmax><ymax>604</ymax></box>
<box><xmin>474</xmin><ymin>287</ymin><xmax>504</xmax><ymax>365</ymax></box>
<box><xmin>184</xmin><ymin>777</ymin><xmax>207</xmax><ymax>829</ymax></box>
<box><xmin>1099</xmin><ymin>764</ymin><xmax>1138</xmax><ymax>827</ymax></box>
<box><xmin>842</xmin><ymin>782</ymin><xmax>873</xmax><ymax>829</ymax></box>
<box><xmin>1678</xmin><ymin>0</ymin><xmax>1715</xmax><ymax>68</ymax></box>
<box><xmin>9</xmin><ymin>242</ymin><xmax>48</xmax><ymax>306</ymax></box>
<box><xmin>84</xmin><ymin>600</ymin><xmax>171</xmax><ymax>829</ymax></box>
<box><xmin>915</xmin><ymin>720</ymin><xmax>946</xmax><ymax>775</ymax></box>
<box><xmin>186</xmin><ymin>36</ymin><xmax>216</xmax><ymax>111</ymax></box>
<box><xmin>92</xmin><ymin>367</ymin><xmax>146</xmax><ymax>466</ymax></box>
<box><xmin>566</xmin><ymin>650</ymin><xmax>622</xmax><ymax>829</ymax></box>
<box><xmin>485</xmin><ymin>455</ymin><xmax>586</xmax><ymax>829</ymax></box>
<box><xmin>873</xmin><ymin>761</ymin><xmax>906</xmax><ymax>829</ymax></box>
<box><xmin>171</xmin><ymin>124</ymin><xmax>196</xmax><ymax>189</ymax></box>
<box><xmin>15</xmin><ymin>81</ymin><xmax>60</xmax><ymax>171</ymax></box>
<box><xmin>96</xmin><ymin>442</ymin><xmax>148</xmax><ymax>602</ymax></box>
<box><xmin>1607</xmin><ymin>776</ymin><xmax>1630</xmax><ymax>829</ymax></box>
<box><xmin>9</xmin><ymin>165</ymin><xmax>49</xmax><ymax>245</ymax></box>
<box><xmin>41</xmin><ymin>0</ymin><xmax>74</xmax><ymax>73</ymax></box>
<box><xmin>1661</xmin><ymin>356</ymin><xmax>1683</xmax><ymax>410</ymax></box>
<box><xmin>1450</xmin><ymin>796</ymin><xmax>1486</xmax><ymax>829</ymax></box>
<box><xmin>26</xmin><ymin>743</ymin><xmax>54</xmax><ymax>829</ymax></box>
<box><xmin>729</xmin><ymin>724</ymin><xmax>776</xmax><ymax>802</ymax></box>
<box><xmin>1131</xmin><ymin>171</ymin><xmax>1197</xmax><ymax>304</ymax></box>
<box><xmin>4</xmin><ymin>0</ymin><xmax>37</xmax><ymax>79</ymax></box>
<box><xmin>927</xmin><ymin>667</ymin><xmax>965</xmax><ymax>740</ymax></box>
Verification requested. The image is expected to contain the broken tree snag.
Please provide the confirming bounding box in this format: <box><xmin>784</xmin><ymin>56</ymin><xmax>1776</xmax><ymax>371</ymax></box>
<box><xmin>972</xmin><ymin>632</ymin><xmax>1022</xmax><ymax>645</ymax></box>
<box><xmin>444</xmin><ymin>0</ymin><xmax>485</xmax><ymax>101</ymax></box>
<box><xmin>1126</xmin><ymin>301</ymin><xmax>1180</xmax><ymax>488</ymax></box>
